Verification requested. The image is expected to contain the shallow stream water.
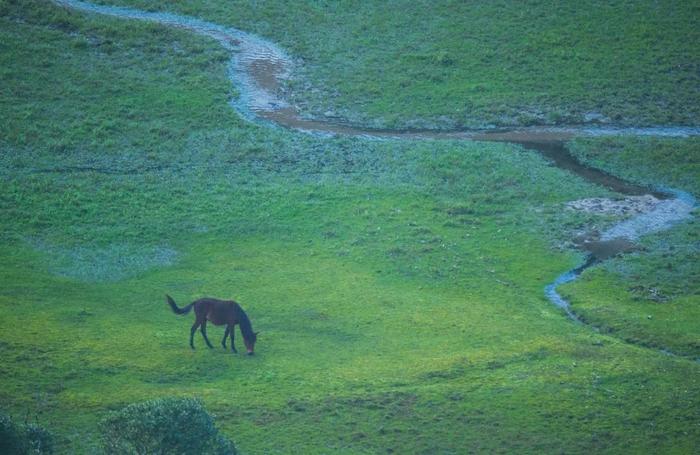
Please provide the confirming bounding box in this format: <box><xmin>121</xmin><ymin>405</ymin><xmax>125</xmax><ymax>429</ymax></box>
<box><xmin>54</xmin><ymin>0</ymin><xmax>698</xmax><ymax>357</ymax></box>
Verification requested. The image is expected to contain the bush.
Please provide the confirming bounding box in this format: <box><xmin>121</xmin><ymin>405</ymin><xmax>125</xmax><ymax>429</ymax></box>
<box><xmin>0</xmin><ymin>412</ymin><xmax>53</xmax><ymax>454</ymax></box>
<box><xmin>100</xmin><ymin>397</ymin><xmax>236</xmax><ymax>455</ymax></box>
<box><xmin>0</xmin><ymin>414</ymin><xmax>24</xmax><ymax>455</ymax></box>
<box><xmin>24</xmin><ymin>423</ymin><xmax>54</xmax><ymax>454</ymax></box>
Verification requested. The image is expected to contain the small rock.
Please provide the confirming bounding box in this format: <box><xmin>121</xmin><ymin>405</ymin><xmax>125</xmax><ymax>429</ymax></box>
<box><xmin>583</xmin><ymin>111</ymin><xmax>609</xmax><ymax>123</ymax></box>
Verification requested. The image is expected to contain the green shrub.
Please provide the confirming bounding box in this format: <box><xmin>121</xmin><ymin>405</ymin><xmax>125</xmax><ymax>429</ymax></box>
<box><xmin>0</xmin><ymin>412</ymin><xmax>53</xmax><ymax>454</ymax></box>
<box><xmin>100</xmin><ymin>397</ymin><xmax>236</xmax><ymax>455</ymax></box>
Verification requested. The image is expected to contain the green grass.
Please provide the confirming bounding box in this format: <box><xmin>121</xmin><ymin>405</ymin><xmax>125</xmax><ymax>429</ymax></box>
<box><xmin>1</xmin><ymin>1</ymin><xmax>699</xmax><ymax>453</ymax></box>
<box><xmin>90</xmin><ymin>0</ymin><xmax>700</xmax><ymax>129</ymax></box>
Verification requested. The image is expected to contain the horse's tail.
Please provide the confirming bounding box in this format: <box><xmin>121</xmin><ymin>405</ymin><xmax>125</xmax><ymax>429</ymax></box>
<box><xmin>166</xmin><ymin>295</ymin><xmax>193</xmax><ymax>315</ymax></box>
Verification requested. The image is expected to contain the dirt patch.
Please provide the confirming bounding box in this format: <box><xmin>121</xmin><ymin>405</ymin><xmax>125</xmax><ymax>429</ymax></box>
<box><xmin>565</xmin><ymin>192</ymin><xmax>695</xmax><ymax>254</ymax></box>
<box><xmin>566</xmin><ymin>195</ymin><xmax>661</xmax><ymax>217</ymax></box>
<box><xmin>574</xmin><ymin>236</ymin><xmax>639</xmax><ymax>261</ymax></box>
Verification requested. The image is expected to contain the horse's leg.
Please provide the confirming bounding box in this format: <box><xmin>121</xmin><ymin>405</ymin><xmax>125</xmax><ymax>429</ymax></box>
<box><xmin>228</xmin><ymin>324</ymin><xmax>237</xmax><ymax>353</ymax></box>
<box><xmin>190</xmin><ymin>320</ymin><xmax>200</xmax><ymax>349</ymax></box>
<box><xmin>221</xmin><ymin>326</ymin><xmax>229</xmax><ymax>349</ymax></box>
<box><xmin>200</xmin><ymin>320</ymin><xmax>214</xmax><ymax>348</ymax></box>
<box><xmin>190</xmin><ymin>304</ymin><xmax>206</xmax><ymax>349</ymax></box>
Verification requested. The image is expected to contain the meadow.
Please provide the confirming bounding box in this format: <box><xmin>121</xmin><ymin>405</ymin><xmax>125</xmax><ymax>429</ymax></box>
<box><xmin>89</xmin><ymin>0</ymin><xmax>700</xmax><ymax>129</ymax></box>
<box><xmin>562</xmin><ymin>136</ymin><xmax>700</xmax><ymax>357</ymax></box>
<box><xmin>1</xmin><ymin>0</ymin><xmax>698</xmax><ymax>453</ymax></box>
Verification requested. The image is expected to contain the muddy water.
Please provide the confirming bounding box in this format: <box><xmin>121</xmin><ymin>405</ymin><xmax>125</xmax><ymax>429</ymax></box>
<box><xmin>55</xmin><ymin>0</ymin><xmax>698</xmax><ymax>354</ymax></box>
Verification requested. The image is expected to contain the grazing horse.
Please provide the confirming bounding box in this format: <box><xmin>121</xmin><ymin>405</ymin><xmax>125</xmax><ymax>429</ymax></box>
<box><xmin>166</xmin><ymin>295</ymin><xmax>258</xmax><ymax>355</ymax></box>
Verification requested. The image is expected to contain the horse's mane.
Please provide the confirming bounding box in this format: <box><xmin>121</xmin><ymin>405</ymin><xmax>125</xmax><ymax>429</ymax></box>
<box><xmin>237</xmin><ymin>306</ymin><xmax>255</xmax><ymax>342</ymax></box>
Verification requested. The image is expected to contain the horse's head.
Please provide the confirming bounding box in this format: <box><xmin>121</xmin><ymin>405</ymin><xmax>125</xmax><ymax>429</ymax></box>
<box><xmin>244</xmin><ymin>331</ymin><xmax>259</xmax><ymax>355</ymax></box>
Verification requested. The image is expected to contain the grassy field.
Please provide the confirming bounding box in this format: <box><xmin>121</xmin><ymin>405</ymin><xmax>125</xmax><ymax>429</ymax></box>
<box><xmin>1</xmin><ymin>0</ymin><xmax>699</xmax><ymax>453</ymax></box>
<box><xmin>88</xmin><ymin>0</ymin><xmax>700</xmax><ymax>130</ymax></box>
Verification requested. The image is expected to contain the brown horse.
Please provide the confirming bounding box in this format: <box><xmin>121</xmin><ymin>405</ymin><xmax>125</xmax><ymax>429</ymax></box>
<box><xmin>166</xmin><ymin>295</ymin><xmax>258</xmax><ymax>354</ymax></box>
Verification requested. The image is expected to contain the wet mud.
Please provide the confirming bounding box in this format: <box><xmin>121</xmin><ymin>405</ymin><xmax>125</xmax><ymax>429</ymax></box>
<box><xmin>54</xmin><ymin>0</ymin><xmax>699</xmax><ymax>357</ymax></box>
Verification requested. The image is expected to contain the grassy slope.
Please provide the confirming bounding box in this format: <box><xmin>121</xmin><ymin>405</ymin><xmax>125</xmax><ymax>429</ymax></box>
<box><xmin>92</xmin><ymin>0</ymin><xmax>700</xmax><ymax>129</ymax></box>
<box><xmin>569</xmin><ymin>137</ymin><xmax>700</xmax><ymax>196</ymax></box>
<box><xmin>1</xmin><ymin>1</ymin><xmax>699</xmax><ymax>453</ymax></box>
<box><xmin>559</xmin><ymin>137</ymin><xmax>700</xmax><ymax>357</ymax></box>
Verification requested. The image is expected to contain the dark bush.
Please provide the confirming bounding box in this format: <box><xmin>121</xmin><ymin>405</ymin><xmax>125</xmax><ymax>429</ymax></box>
<box><xmin>0</xmin><ymin>412</ymin><xmax>53</xmax><ymax>454</ymax></box>
<box><xmin>24</xmin><ymin>423</ymin><xmax>54</xmax><ymax>454</ymax></box>
<box><xmin>100</xmin><ymin>397</ymin><xmax>236</xmax><ymax>455</ymax></box>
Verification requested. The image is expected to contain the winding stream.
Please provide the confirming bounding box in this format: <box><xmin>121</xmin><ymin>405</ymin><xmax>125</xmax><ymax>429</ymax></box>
<box><xmin>53</xmin><ymin>0</ymin><xmax>698</xmax><ymax>358</ymax></box>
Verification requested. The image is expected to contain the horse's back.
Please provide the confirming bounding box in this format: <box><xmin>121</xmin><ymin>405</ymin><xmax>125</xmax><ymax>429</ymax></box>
<box><xmin>196</xmin><ymin>297</ymin><xmax>239</xmax><ymax>325</ymax></box>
